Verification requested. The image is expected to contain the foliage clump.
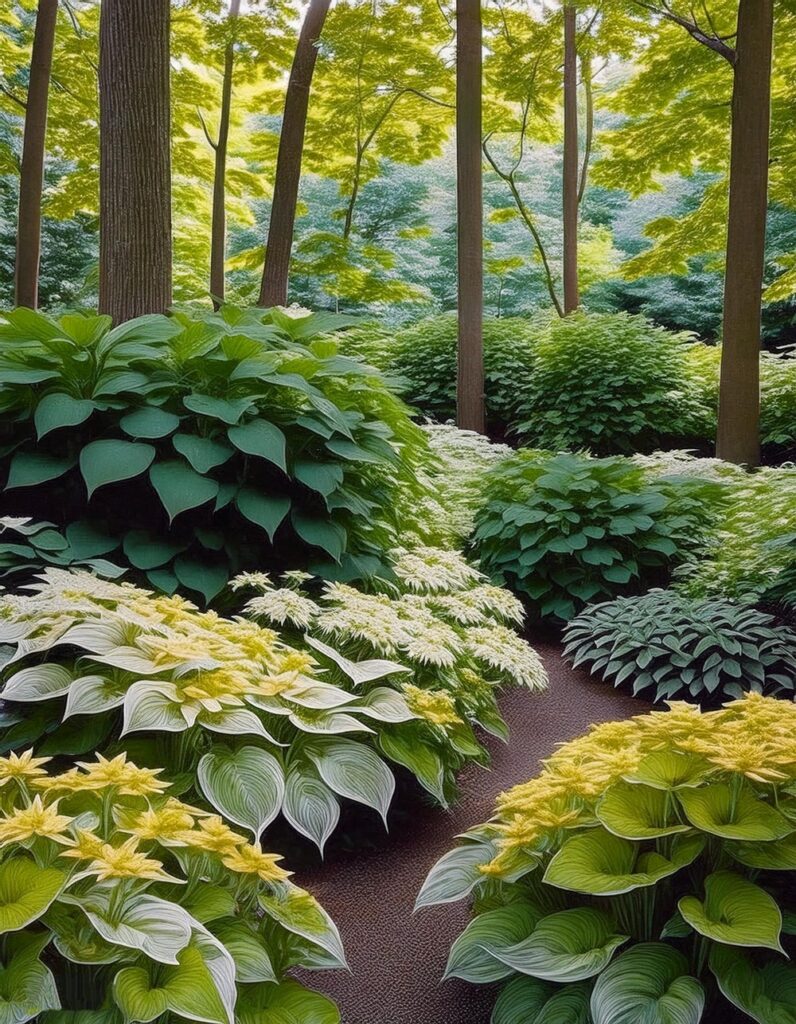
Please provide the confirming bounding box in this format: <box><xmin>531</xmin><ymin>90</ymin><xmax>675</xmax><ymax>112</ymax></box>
<box><xmin>419</xmin><ymin>694</ymin><xmax>796</xmax><ymax>1024</ymax></box>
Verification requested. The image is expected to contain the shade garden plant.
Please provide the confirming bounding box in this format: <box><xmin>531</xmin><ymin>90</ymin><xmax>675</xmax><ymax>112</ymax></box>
<box><xmin>418</xmin><ymin>694</ymin><xmax>796</xmax><ymax>1024</ymax></box>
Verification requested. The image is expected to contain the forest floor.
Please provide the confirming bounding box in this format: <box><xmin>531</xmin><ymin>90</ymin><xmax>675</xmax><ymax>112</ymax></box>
<box><xmin>292</xmin><ymin>641</ymin><xmax>647</xmax><ymax>1024</ymax></box>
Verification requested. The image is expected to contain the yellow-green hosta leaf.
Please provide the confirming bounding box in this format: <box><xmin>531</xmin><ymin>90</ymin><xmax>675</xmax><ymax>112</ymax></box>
<box><xmin>444</xmin><ymin>904</ymin><xmax>542</xmax><ymax>983</ymax></box>
<box><xmin>622</xmin><ymin>750</ymin><xmax>707</xmax><ymax>791</ymax></box>
<box><xmin>0</xmin><ymin>940</ymin><xmax>60</xmax><ymax>1024</ymax></box>
<box><xmin>197</xmin><ymin>745</ymin><xmax>284</xmax><ymax>840</ymax></box>
<box><xmin>679</xmin><ymin>871</ymin><xmax>784</xmax><ymax>952</ymax></box>
<box><xmin>543</xmin><ymin>829</ymin><xmax>705</xmax><ymax>896</ymax></box>
<box><xmin>486</xmin><ymin>908</ymin><xmax>629</xmax><ymax>984</ymax></box>
<box><xmin>590</xmin><ymin>943</ymin><xmax>705</xmax><ymax>1024</ymax></box>
<box><xmin>210</xmin><ymin>920</ymin><xmax>276</xmax><ymax>984</ymax></box>
<box><xmin>728</xmin><ymin>833</ymin><xmax>796</xmax><ymax>871</ymax></box>
<box><xmin>492</xmin><ymin>977</ymin><xmax>591</xmax><ymax>1024</ymax></box>
<box><xmin>678</xmin><ymin>784</ymin><xmax>793</xmax><ymax>841</ymax></box>
<box><xmin>235</xmin><ymin>979</ymin><xmax>340</xmax><ymax>1024</ymax></box>
<box><xmin>258</xmin><ymin>884</ymin><xmax>347</xmax><ymax>969</ymax></box>
<box><xmin>0</xmin><ymin>859</ymin><xmax>66</xmax><ymax>933</ymax></box>
<box><xmin>709</xmin><ymin>946</ymin><xmax>796</xmax><ymax>1024</ymax></box>
<box><xmin>598</xmin><ymin>781</ymin><xmax>691</xmax><ymax>840</ymax></box>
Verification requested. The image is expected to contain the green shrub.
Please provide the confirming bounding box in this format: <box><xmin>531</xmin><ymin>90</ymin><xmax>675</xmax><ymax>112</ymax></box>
<box><xmin>389</xmin><ymin>313</ymin><xmax>540</xmax><ymax>426</ymax></box>
<box><xmin>0</xmin><ymin>305</ymin><xmax>433</xmax><ymax>602</ymax></box>
<box><xmin>513</xmin><ymin>312</ymin><xmax>711</xmax><ymax>453</ymax></box>
<box><xmin>335</xmin><ymin>320</ymin><xmax>396</xmax><ymax>371</ymax></box>
<box><xmin>563</xmin><ymin>590</ymin><xmax>796</xmax><ymax>703</ymax></box>
<box><xmin>0</xmin><ymin>750</ymin><xmax>342</xmax><ymax>1021</ymax></box>
<box><xmin>472</xmin><ymin>452</ymin><xmax>727</xmax><ymax>621</ymax></box>
<box><xmin>419</xmin><ymin>695</ymin><xmax>796</xmax><ymax>1023</ymax></box>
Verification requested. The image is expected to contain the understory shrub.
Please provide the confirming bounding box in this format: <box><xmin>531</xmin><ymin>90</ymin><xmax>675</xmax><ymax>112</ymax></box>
<box><xmin>418</xmin><ymin>695</ymin><xmax>796</xmax><ymax>1024</ymax></box>
<box><xmin>472</xmin><ymin>452</ymin><xmax>727</xmax><ymax>621</ymax></box>
<box><xmin>0</xmin><ymin>750</ymin><xmax>342</xmax><ymax>1021</ymax></box>
<box><xmin>0</xmin><ymin>305</ymin><xmax>434</xmax><ymax>602</ymax></box>
<box><xmin>563</xmin><ymin>591</ymin><xmax>796</xmax><ymax>703</ymax></box>
<box><xmin>235</xmin><ymin>546</ymin><xmax>547</xmax><ymax>805</ymax></box>
<box><xmin>512</xmin><ymin>312</ymin><xmax>711</xmax><ymax>454</ymax></box>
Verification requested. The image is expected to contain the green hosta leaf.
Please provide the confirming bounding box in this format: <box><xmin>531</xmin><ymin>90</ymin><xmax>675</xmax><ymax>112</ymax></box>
<box><xmin>622</xmin><ymin>751</ymin><xmax>708</xmax><ymax>792</ymax></box>
<box><xmin>183</xmin><ymin>393</ymin><xmax>253</xmax><ymax>424</ymax></box>
<box><xmin>492</xmin><ymin>977</ymin><xmax>591</xmax><ymax>1024</ymax></box>
<box><xmin>292</xmin><ymin>514</ymin><xmax>346</xmax><ymax>562</ymax></box>
<box><xmin>35</xmin><ymin>392</ymin><xmax>95</xmax><ymax>439</ymax></box>
<box><xmin>80</xmin><ymin>440</ymin><xmax>156</xmax><ymax>498</ymax></box>
<box><xmin>679</xmin><ymin>871</ymin><xmax>784</xmax><ymax>952</ymax></box>
<box><xmin>728</xmin><ymin>833</ymin><xmax>796</xmax><ymax>870</ymax></box>
<box><xmin>121</xmin><ymin>681</ymin><xmax>189</xmax><ymax>735</ymax></box>
<box><xmin>150</xmin><ymin>461</ymin><xmax>219</xmax><ymax>522</ymax></box>
<box><xmin>304</xmin><ymin>635</ymin><xmax>408</xmax><ymax>685</ymax></box>
<box><xmin>65</xmin><ymin>521</ymin><xmax>120</xmax><ymax>559</ymax></box>
<box><xmin>294</xmin><ymin>461</ymin><xmax>344</xmax><ymax>497</ymax></box>
<box><xmin>120</xmin><ymin>407</ymin><xmax>181</xmax><ymax>439</ymax></box>
<box><xmin>282</xmin><ymin>764</ymin><xmax>340</xmax><ymax>855</ymax></box>
<box><xmin>227</xmin><ymin>419</ymin><xmax>287</xmax><ymax>471</ymax></box>
<box><xmin>305</xmin><ymin>737</ymin><xmax>395</xmax><ymax>825</ymax></box>
<box><xmin>678</xmin><ymin>783</ymin><xmax>793</xmax><ymax>841</ymax></box>
<box><xmin>445</xmin><ymin>904</ymin><xmax>542</xmax><ymax>983</ymax></box>
<box><xmin>5</xmin><ymin>452</ymin><xmax>74</xmax><ymax>489</ymax></box>
<box><xmin>198</xmin><ymin>746</ymin><xmax>284</xmax><ymax>841</ymax></box>
<box><xmin>2</xmin><ymin>664</ymin><xmax>72</xmax><ymax>702</ymax></box>
<box><xmin>598</xmin><ymin>781</ymin><xmax>691</xmax><ymax>840</ymax></box>
<box><xmin>82</xmin><ymin>893</ymin><xmax>193</xmax><ymax>964</ymax></box>
<box><xmin>0</xmin><ymin>941</ymin><xmax>60</xmax><ymax>1024</ymax></box>
<box><xmin>544</xmin><ymin>828</ymin><xmax>705</xmax><ymax>896</ymax></box>
<box><xmin>378</xmin><ymin>726</ymin><xmax>446</xmax><ymax>804</ymax></box>
<box><xmin>416</xmin><ymin>841</ymin><xmax>496</xmax><ymax>910</ymax></box>
<box><xmin>182</xmin><ymin>888</ymin><xmax>234</xmax><ymax>925</ymax></box>
<box><xmin>236</xmin><ymin>979</ymin><xmax>340</xmax><ymax>1024</ymax></box>
<box><xmin>210</xmin><ymin>920</ymin><xmax>275</xmax><ymax>983</ymax></box>
<box><xmin>590</xmin><ymin>943</ymin><xmax>705</xmax><ymax>1024</ymax></box>
<box><xmin>235</xmin><ymin>488</ymin><xmax>290</xmax><ymax>542</ymax></box>
<box><xmin>123</xmin><ymin>530</ymin><xmax>186</xmax><ymax>570</ymax></box>
<box><xmin>709</xmin><ymin>946</ymin><xmax>796</xmax><ymax>1024</ymax></box>
<box><xmin>259</xmin><ymin>885</ymin><xmax>347</xmax><ymax>968</ymax></box>
<box><xmin>325</xmin><ymin>438</ymin><xmax>385</xmax><ymax>464</ymax></box>
<box><xmin>173</xmin><ymin>556</ymin><xmax>229</xmax><ymax>604</ymax></box>
<box><xmin>0</xmin><ymin>859</ymin><xmax>66</xmax><ymax>932</ymax></box>
<box><xmin>64</xmin><ymin>675</ymin><xmax>125</xmax><ymax>718</ymax></box>
<box><xmin>172</xmin><ymin>434</ymin><xmax>234</xmax><ymax>474</ymax></box>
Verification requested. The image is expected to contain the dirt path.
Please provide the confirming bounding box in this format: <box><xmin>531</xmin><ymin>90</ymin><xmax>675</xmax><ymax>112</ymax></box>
<box><xmin>294</xmin><ymin>641</ymin><xmax>647</xmax><ymax>1024</ymax></box>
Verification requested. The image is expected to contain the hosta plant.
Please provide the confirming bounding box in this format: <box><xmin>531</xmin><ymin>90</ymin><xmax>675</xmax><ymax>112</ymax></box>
<box><xmin>0</xmin><ymin>750</ymin><xmax>342</xmax><ymax>1022</ymax></box>
<box><xmin>0</xmin><ymin>304</ymin><xmax>434</xmax><ymax>602</ymax></box>
<box><xmin>0</xmin><ymin>516</ymin><xmax>124</xmax><ymax>582</ymax></box>
<box><xmin>418</xmin><ymin>695</ymin><xmax>796</xmax><ymax>1024</ymax></box>
<box><xmin>563</xmin><ymin>590</ymin><xmax>796</xmax><ymax>703</ymax></box>
<box><xmin>472</xmin><ymin>451</ymin><xmax>728</xmax><ymax>621</ymax></box>
<box><xmin>235</xmin><ymin>546</ymin><xmax>547</xmax><ymax>805</ymax></box>
<box><xmin>0</xmin><ymin>569</ymin><xmax>430</xmax><ymax>853</ymax></box>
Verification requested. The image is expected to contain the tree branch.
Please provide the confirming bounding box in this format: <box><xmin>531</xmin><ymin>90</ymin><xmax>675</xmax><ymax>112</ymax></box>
<box><xmin>196</xmin><ymin>106</ymin><xmax>218</xmax><ymax>151</ymax></box>
<box><xmin>0</xmin><ymin>82</ymin><xmax>26</xmax><ymax>111</ymax></box>
<box><xmin>632</xmin><ymin>0</ymin><xmax>736</xmax><ymax>63</ymax></box>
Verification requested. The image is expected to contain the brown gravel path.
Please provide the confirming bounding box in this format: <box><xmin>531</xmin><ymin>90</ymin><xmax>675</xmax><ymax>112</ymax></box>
<box><xmin>293</xmin><ymin>641</ymin><xmax>648</xmax><ymax>1024</ymax></box>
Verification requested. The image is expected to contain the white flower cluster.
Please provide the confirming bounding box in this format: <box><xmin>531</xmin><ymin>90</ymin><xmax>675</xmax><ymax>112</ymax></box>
<box><xmin>631</xmin><ymin>450</ymin><xmax>747</xmax><ymax>482</ymax></box>
<box><xmin>465</xmin><ymin>625</ymin><xmax>547</xmax><ymax>691</ymax></box>
<box><xmin>391</xmin><ymin>546</ymin><xmax>483</xmax><ymax>593</ymax></box>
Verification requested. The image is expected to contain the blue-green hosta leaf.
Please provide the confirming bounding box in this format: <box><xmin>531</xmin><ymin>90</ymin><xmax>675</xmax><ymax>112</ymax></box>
<box><xmin>709</xmin><ymin>946</ymin><xmax>796</xmax><ymax>1024</ymax></box>
<box><xmin>235</xmin><ymin>488</ymin><xmax>290</xmax><ymax>542</ymax></box>
<box><xmin>487</xmin><ymin>908</ymin><xmax>629</xmax><ymax>983</ymax></box>
<box><xmin>5</xmin><ymin>452</ymin><xmax>74</xmax><ymax>489</ymax></box>
<box><xmin>64</xmin><ymin>521</ymin><xmax>120</xmax><ymax>559</ymax></box>
<box><xmin>325</xmin><ymin>438</ymin><xmax>385</xmax><ymax>464</ymax></box>
<box><xmin>149</xmin><ymin>461</ymin><xmax>219</xmax><ymax>523</ymax></box>
<box><xmin>183</xmin><ymin>393</ymin><xmax>253</xmax><ymax>425</ymax></box>
<box><xmin>282</xmin><ymin>764</ymin><xmax>340</xmax><ymax>855</ymax></box>
<box><xmin>492</xmin><ymin>977</ymin><xmax>591</xmax><ymax>1024</ymax></box>
<box><xmin>543</xmin><ymin>828</ymin><xmax>705</xmax><ymax>896</ymax></box>
<box><xmin>1</xmin><ymin>664</ymin><xmax>72</xmax><ymax>702</ymax></box>
<box><xmin>64</xmin><ymin>675</ymin><xmax>126</xmax><ymax>718</ymax></box>
<box><xmin>622</xmin><ymin>751</ymin><xmax>707</xmax><ymax>792</ymax></box>
<box><xmin>444</xmin><ymin>904</ymin><xmax>542</xmax><ymax>983</ymax></box>
<box><xmin>292</xmin><ymin>514</ymin><xmax>346</xmax><ymax>562</ymax></box>
<box><xmin>678</xmin><ymin>783</ymin><xmax>793</xmax><ymax>841</ymax></box>
<box><xmin>728</xmin><ymin>832</ymin><xmax>796</xmax><ymax>870</ymax></box>
<box><xmin>227</xmin><ymin>419</ymin><xmax>287</xmax><ymax>471</ymax></box>
<box><xmin>590</xmin><ymin>943</ymin><xmax>705</xmax><ymax>1024</ymax></box>
<box><xmin>258</xmin><ymin>883</ymin><xmax>347</xmax><ymax>969</ymax></box>
<box><xmin>173</xmin><ymin>556</ymin><xmax>229</xmax><ymax>604</ymax></box>
<box><xmin>294</xmin><ymin>461</ymin><xmax>344</xmax><ymax>497</ymax></box>
<box><xmin>679</xmin><ymin>871</ymin><xmax>784</xmax><ymax>952</ymax></box>
<box><xmin>0</xmin><ymin>859</ymin><xmax>66</xmax><ymax>933</ymax></box>
<box><xmin>123</xmin><ymin>530</ymin><xmax>186</xmax><ymax>571</ymax></box>
<box><xmin>305</xmin><ymin>737</ymin><xmax>395</xmax><ymax>826</ymax></box>
<box><xmin>0</xmin><ymin>940</ymin><xmax>60</xmax><ymax>1024</ymax></box>
<box><xmin>208</xmin><ymin>920</ymin><xmax>275</xmax><ymax>984</ymax></box>
<box><xmin>198</xmin><ymin>745</ymin><xmax>284</xmax><ymax>840</ymax></box>
<box><xmin>80</xmin><ymin>440</ymin><xmax>156</xmax><ymax>498</ymax></box>
<box><xmin>304</xmin><ymin>634</ymin><xmax>408</xmax><ymax>685</ymax></box>
<box><xmin>172</xmin><ymin>434</ymin><xmax>234</xmax><ymax>474</ymax></box>
<box><xmin>598</xmin><ymin>781</ymin><xmax>691</xmax><ymax>840</ymax></box>
<box><xmin>34</xmin><ymin>393</ymin><xmax>95</xmax><ymax>439</ymax></box>
<box><xmin>120</xmin><ymin>407</ymin><xmax>181</xmax><ymax>439</ymax></box>
<box><xmin>235</xmin><ymin>979</ymin><xmax>340</xmax><ymax>1024</ymax></box>
<box><xmin>82</xmin><ymin>893</ymin><xmax>193</xmax><ymax>965</ymax></box>
<box><xmin>121</xmin><ymin>681</ymin><xmax>191</xmax><ymax>735</ymax></box>
<box><xmin>415</xmin><ymin>841</ymin><xmax>497</xmax><ymax>910</ymax></box>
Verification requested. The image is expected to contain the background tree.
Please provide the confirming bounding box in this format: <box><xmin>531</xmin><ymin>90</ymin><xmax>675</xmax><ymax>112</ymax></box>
<box><xmin>563</xmin><ymin>3</ymin><xmax>579</xmax><ymax>312</ymax></box>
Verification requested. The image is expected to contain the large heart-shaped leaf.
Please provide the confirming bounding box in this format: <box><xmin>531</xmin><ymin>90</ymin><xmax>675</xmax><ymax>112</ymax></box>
<box><xmin>83</xmin><ymin>893</ymin><xmax>193</xmax><ymax>964</ymax></box>
<box><xmin>149</xmin><ymin>461</ymin><xmax>220</xmax><ymax>523</ymax></box>
<box><xmin>183</xmin><ymin>393</ymin><xmax>253</xmax><ymax>424</ymax></box>
<box><xmin>709</xmin><ymin>946</ymin><xmax>796</xmax><ymax>1024</ymax></box>
<box><xmin>0</xmin><ymin>940</ymin><xmax>60</xmax><ymax>1024</ymax></box>
<box><xmin>210</xmin><ymin>920</ymin><xmax>275</xmax><ymax>984</ymax></box>
<box><xmin>444</xmin><ymin>904</ymin><xmax>542</xmax><ymax>983</ymax></box>
<box><xmin>492</xmin><ymin>977</ymin><xmax>591</xmax><ymax>1024</ymax></box>
<box><xmin>123</xmin><ymin>530</ymin><xmax>186</xmax><ymax>571</ymax></box>
<box><xmin>305</xmin><ymin>737</ymin><xmax>394</xmax><ymax>826</ymax></box>
<box><xmin>598</xmin><ymin>781</ymin><xmax>691</xmax><ymax>840</ymax></box>
<box><xmin>678</xmin><ymin>784</ymin><xmax>792</xmax><ymax>841</ymax></box>
<box><xmin>728</xmin><ymin>833</ymin><xmax>796</xmax><ymax>870</ymax></box>
<box><xmin>415</xmin><ymin>841</ymin><xmax>496</xmax><ymax>910</ymax></box>
<box><xmin>64</xmin><ymin>675</ymin><xmax>125</xmax><ymax>718</ymax></box>
<box><xmin>235</xmin><ymin>979</ymin><xmax>340</xmax><ymax>1024</ymax></box>
<box><xmin>173</xmin><ymin>434</ymin><xmax>234</xmax><ymax>474</ymax></box>
<box><xmin>235</xmin><ymin>488</ymin><xmax>290</xmax><ymax>542</ymax></box>
<box><xmin>282</xmin><ymin>764</ymin><xmax>340</xmax><ymax>855</ymax></box>
<box><xmin>679</xmin><ymin>871</ymin><xmax>783</xmax><ymax>952</ymax></box>
<box><xmin>6</xmin><ymin>452</ymin><xmax>74</xmax><ymax>489</ymax></box>
<box><xmin>0</xmin><ymin>858</ymin><xmax>66</xmax><ymax>933</ymax></box>
<box><xmin>227</xmin><ymin>419</ymin><xmax>286</xmax><ymax>471</ymax></box>
<box><xmin>590</xmin><ymin>943</ymin><xmax>705</xmax><ymax>1024</ymax></box>
<box><xmin>35</xmin><ymin>392</ymin><xmax>95</xmax><ymax>439</ymax></box>
<box><xmin>120</xmin><ymin>407</ymin><xmax>181</xmax><ymax>439</ymax></box>
<box><xmin>80</xmin><ymin>440</ymin><xmax>156</xmax><ymax>498</ymax></box>
<box><xmin>121</xmin><ymin>681</ymin><xmax>189</xmax><ymax>735</ymax></box>
<box><xmin>259</xmin><ymin>884</ymin><xmax>347</xmax><ymax>969</ymax></box>
<box><xmin>198</xmin><ymin>746</ymin><xmax>284</xmax><ymax>840</ymax></box>
<box><xmin>292</xmin><ymin>514</ymin><xmax>346</xmax><ymax>562</ymax></box>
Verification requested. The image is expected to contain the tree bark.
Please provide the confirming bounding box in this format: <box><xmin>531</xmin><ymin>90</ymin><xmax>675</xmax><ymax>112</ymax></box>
<box><xmin>716</xmin><ymin>0</ymin><xmax>773</xmax><ymax>466</ymax></box>
<box><xmin>14</xmin><ymin>0</ymin><xmax>58</xmax><ymax>310</ymax></box>
<box><xmin>562</xmin><ymin>4</ymin><xmax>579</xmax><ymax>315</ymax></box>
<box><xmin>456</xmin><ymin>0</ymin><xmax>485</xmax><ymax>434</ymax></box>
<box><xmin>258</xmin><ymin>0</ymin><xmax>331</xmax><ymax>308</ymax></box>
<box><xmin>98</xmin><ymin>0</ymin><xmax>172</xmax><ymax>324</ymax></box>
<box><xmin>210</xmin><ymin>0</ymin><xmax>241</xmax><ymax>309</ymax></box>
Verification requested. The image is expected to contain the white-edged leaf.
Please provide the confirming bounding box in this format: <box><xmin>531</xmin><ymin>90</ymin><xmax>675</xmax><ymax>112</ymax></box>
<box><xmin>64</xmin><ymin>675</ymin><xmax>125</xmax><ymax>718</ymax></box>
<box><xmin>121</xmin><ymin>681</ymin><xmax>188</xmax><ymax>735</ymax></box>
<box><xmin>415</xmin><ymin>842</ymin><xmax>496</xmax><ymax>910</ymax></box>
<box><xmin>282</xmin><ymin>764</ymin><xmax>340</xmax><ymax>855</ymax></box>
<box><xmin>305</xmin><ymin>634</ymin><xmax>409</xmax><ymax>685</ymax></box>
<box><xmin>198</xmin><ymin>746</ymin><xmax>284</xmax><ymax>840</ymax></box>
<box><xmin>1</xmin><ymin>664</ymin><xmax>72</xmax><ymax>702</ymax></box>
<box><xmin>305</xmin><ymin>737</ymin><xmax>395</xmax><ymax>825</ymax></box>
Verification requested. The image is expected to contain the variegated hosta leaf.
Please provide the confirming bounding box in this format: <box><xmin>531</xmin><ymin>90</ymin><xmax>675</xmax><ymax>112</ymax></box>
<box><xmin>0</xmin><ymin>934</ymin><xmax>60</xmax><ymax>1024</ymax></box>
<box><xmin>444</xmin><ymin>904</ymin><xmax>542</xmax><ymax>983</ymax></box>
<box><xmin>486</xmin><ymin>908</ymin><xmax>629</xmax><ymax>983</ymax></box>
<box><xmin>0</xmin><ymin>859</ymin><xmax>66</xmax><ymax>934</ymax></box>
<box><xmin>728</xmin><ymin>832</ymin><xmax>796</xmax><ymax>870</ymax></box>
<box><xmin>1</xmin><ymin>664</ymin><xmax>73</xmax><ymax>702</ymax></box>
<box><xmin>304</xmin><ymin>634</ymin><xmax>409</xmax><ymax>685</ymax></box>
<box><xmin>282</xmin><ymin>681</ymin><xmax>361</xmax><ymax>710</ymax></box>
<box><xmin>288</xmin><ymin>708</ymin><xmax>375</xmax><ymax>735</ymax></box>
<box><xmin>282</xmin><ymin>764</ymin><xmax>341</xmax><ymax>855</ymax></box>
<box><xmin>678</xmin><ymin>871</ymin><xmax>784</xmax><ymax>952</ymax></box>
<box><xmin>709</xmin><ymin>945</ymin><xmax>796</xmax><ymax>1024</ymax></box>
<box><xmin>305</xmin><ymin>737</ymin><xmax>395</xmax><ymax>825</ymax></box>
<box><xmin>597</xmin><ymin>781</ymin><xmax>691</xmax><ymax>840</ymax></box>
<box><xmin>198</xmin><ymin>708</ymin><xmax>285</xmax><ymax>746</ymax></box>
<box><xmin>53</xmin><ymin>620</ymin><xmax>129</xmax><ymax>655</ymax></box>
<box><xmin>63</xmin><ymin>675</ymin><xmax>126</xmax><ymax>719</ymax></box>
<box><xmin>621</xmin><ymin>750</ymin><xmax>707</xmax><ymax>791</ymax></box>
<box><xmin>121</xmin><ymin>681</ymin><xmax>190</xmax><ymax>735</ymax></box>
<box><xmin>235</xmin><ymin>979</ymin><xmax>340</xmax><ymax>1024</ymax></box>
<box><xmin>79</xmin><ymin>893</ymin><xmax>194</xmax><ymax>965</ymax></box>
<box><xmin>379</xmin><ymin>726</ymin><xmax>447</xmax><ymax>805</ymax></box>
<box><xmin>678</xmin><ymin>783</ymin><xmax>793</xmax><ymax>841</ymax></box>
<box><xmin>590</xmin><ymin>943</ymin><xmax>705</xmax><ymax>1024</ymax></box>
<box><xmin>492</xmin><ymin>976</ymin><xmax>591</xmax><ymax>1024</ymax></box>
<box><xmin>198</xmin><ymin>746</ymin><xmax>284</xmax><ymax>841</ymax></box>
<box><xmin>258</xmin><ymin>884</ymin><xmax>347</xmax><ymax>970</ymax></box>
<box><xmin>348</xmin><ymin>687</ymin><xmax>415</xmax><ymax>724</ymax></box>
<box><xmin>415</xmin><ymin>840</ymin><xmax>497</xmax><ymax>910</ymax></box>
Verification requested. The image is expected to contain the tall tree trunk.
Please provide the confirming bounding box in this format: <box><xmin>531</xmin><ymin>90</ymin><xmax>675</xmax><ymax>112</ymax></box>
<box><xmin>456</xmin><ymin>0</ymin><xmax>485</xmax><ymax>434</ymax></box>
<box><xmin>14</xmin><ymin>0</ymin><xmax>58</xmax><ymax>310</ymax></box>
<box><xmin>258</xmin><ymin>0</ymin><xmax>331</xmax><ymax>308</ymax></box>
<box><xmin>98</xmin><ymin>0</ymin><xmax>172</xmax><ymax>324</ymax></box>
<box><xmin>716</xmin><ymin>0</ymin><xmax>773</xmax><ymax>467</ymax></box>
<box><xmin>210</xmin><ymin>0</ymin><xmax>241</xmax><ymax>309</ymax></box>
<box><xmin>562</xmin><ymin>4</ymin><xmax>579</xmax><ymax>315</ymax></box>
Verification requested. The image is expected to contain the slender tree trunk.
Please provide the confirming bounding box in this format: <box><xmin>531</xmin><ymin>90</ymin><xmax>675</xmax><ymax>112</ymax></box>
<box><xmin>210</xmin><ymin>0</ymin><xmax>241</xmax><ymax>309</ymax></box>
<box><xmin>562</xmin><ymin>4</ymin><xmax>579</xmax><ymax>315</ymax></box>
<box><xmin>456</xmin><ymin>0</ymin><xmax>484</xmax><ymax>433</ymax></box>
<box><xmin>577</xmin><ymin>54</ymin><xmax>593</xmax><ymax>205</ymax></box>
<box><xmin>98</xmin><ymin>0</ymin><xmax>172</xmax><ymax>324</ymax></box>
<box><xmin>14</xmin><ymin>0</ymin><xmax>58</xmax><ymax>310</ymax></box>
<box><xmin>716</xmin><ymin>0</ymin><xmax>773</xmax><ymax>466</ymax></box>
<box><xmin>258</xmin><ymin>0</ymin><xmax>331</xmax><ymax>307</ymax></box>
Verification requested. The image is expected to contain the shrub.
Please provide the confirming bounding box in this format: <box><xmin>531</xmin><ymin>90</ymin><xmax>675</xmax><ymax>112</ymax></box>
<box><xmin>0</xmin><ymin>750</ymin><xmax>342</xmax><ymax>1021</ymax></box>
<box><xmin>563</xmin><ymin>590</ymin><xmax>796</xmax><ymax>703</ymax></box>
<box><xmin>0</xmin><ymin>305</ymin><xmax>434</xmax><ymax>602</ymax></box>
<box><xmin>335</xmin><ymin>320</ymin><xmax>396</xmax><ymax>371</ymax></box>
<box><xmin>472</xmin><ymin>452</ymin><xmax>727</xmax><ymax>621</ymax></box>
<box><xmin>513</xmin><ymin>312</ymin><xmax>712</xmax><ymax>453</ymax></box>
<box><xmin>418</xmin><ymin>695</ymin><xmax>796</xmax><ymax>1023</ymax></box>
<box><xmin>235</xmin><ymin>546</ymin><xmax>547</xmax><ymax>805</ymax></box>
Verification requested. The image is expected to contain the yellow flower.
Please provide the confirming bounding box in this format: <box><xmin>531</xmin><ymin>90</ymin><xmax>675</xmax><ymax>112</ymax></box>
<box><xmin>221</xmin><ymin>843</ymin><xmax>289</xmax><ymax>883</ymax></box>
<box><xmin>121</xmin><ymin>799</ymin><xmax>199</xmax><ymax>845</ymax></box>
<box><xmin>72</xmin><ymin>836</ymin><xmax>181</xmax><ymax>882</ymax></box>
<box><xmin>180</xmin><ymin>815</ymin><xmax>247</xmax><ymax>855</ymax></box>
<box><xmin>403</xmin><ymin>685</ymin><xmax>462</xmax><ymax>727</ymax></box>
<box><xmin>0</xmin><ymin>749</ymin><xmax>51</xmax><ymax>786</ymax></box>
<box><xmin>74</xmin><ymin>753</ymin><xmax>170</xmax><ymax>797</ymax></box>
<box><xmin>60</xmin><ymin>827</ymin><xmax>106</xmax><ymax>861</ymax></box>
<box><xmin>0</xmin><ymin>795</ymin><xmax>74</xmax><ymax>846</ymax></box>
<box><xmin>33</xmin><ymin>769</ymin><xmax>88</xmax><ymax>793</ymax></box>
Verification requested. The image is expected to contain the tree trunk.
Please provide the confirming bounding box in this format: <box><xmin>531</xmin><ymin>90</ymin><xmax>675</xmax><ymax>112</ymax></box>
<box><xmin>14</xmin><ymin>0</ymin><xmax>58</xmax><ymax>310</ymax></box>
<box><xmin>98</xmin><ymin>0</ymin><xmax>172</xmax><ymax>324</ymax></box>
<box><xmin>210</xmin><ymin>0</ymin><xmax>241</xmax><ymax>309</ymax></box>
<box><xmin>562</xmin><ymin>4</ymin><xmax>579</xmax><ymax>315</ymax></box>
<box><xmin>716</xmin><ymin>0</ymin><xmax>773</xmax><ymax>467</ymax></box>
<box><xmin>456</xmin><ymin>0</ymin><xmax>485</xmax><ymax>434</ymax></box>
<box><xmin>258</xmin><ymin>0</ymin><xmax>331</xmax><ymax>308</ymax></box>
